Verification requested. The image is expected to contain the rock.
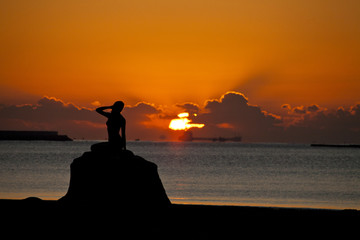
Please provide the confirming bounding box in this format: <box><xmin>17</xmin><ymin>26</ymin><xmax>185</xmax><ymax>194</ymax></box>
<box><xmin>59</xmin><ymin>143</ymin><xmax>171</xmax><ymax>209</ymax></box>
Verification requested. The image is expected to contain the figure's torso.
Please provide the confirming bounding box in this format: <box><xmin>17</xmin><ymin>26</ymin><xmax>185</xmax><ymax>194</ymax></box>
<box><xmin>106</xmin><ymin>113</ymin><xmax>125</xmax><ymax>142</ymax></box>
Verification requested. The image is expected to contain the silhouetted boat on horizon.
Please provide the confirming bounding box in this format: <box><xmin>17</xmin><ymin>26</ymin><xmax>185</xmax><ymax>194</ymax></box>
<box><xmin>179</xmin><ymin>131</ymin><xmax>242</xmax><ymax>142</ymax></box>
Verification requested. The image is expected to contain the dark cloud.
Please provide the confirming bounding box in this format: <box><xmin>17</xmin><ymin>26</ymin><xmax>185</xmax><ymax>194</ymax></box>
<box><xmin>175</xmin><ymin>103</ymin><xmax>200</xmax><ymax>114</ymax></box>
<box><xmin>0</xmin><ymin>97</ymin><xmax>102</xmax><ymax>139</ymax></box>
<box><xmin>0</xmin><ymin>96</ymin><xmax>97</xmax><ymax>123</ymax></box>
<box><xmin>122</xmin><ymin>102</ymin><xmax>168</xmax><ymax>140</ymax></box>
<box><xmin>123</xmin><ymin>102</ymin><xmax>160</xmax><ymax>123</ymax></box>
<box><xmin>281</xmin><ymin>103</ymin><xmax>360</xmax><ymax>143</ymax></box>
<box><xmin>281</xmin><ymin>104</ymin><xmax>291</xmax><ymax>110</ymax></box>
<box><xmin>197</xmin><ymin>91</ymin><xmax>281</xmax><ymax>141</ymax></box>
<box><xmin>0</xmin><ymin>97</ymin><xmax>166</xmax><ymax>140</ymax></box>
<box><xmin>293</xmin><ymin>106</ymin><xmax>307</xmax><ymax>114</ymax></box>
<box><xmin>1</xmin><ymin>94</ymin><xmax>359</xmax><ymax>143</ymax></box>
<box><xmin>281</xmin><ymin>103</ymin><xmax>323</xmax><ymax>115</ymax></box>
<box><xmin>192</xmin><ymin>93</ymin><xmax>360</xmax><ymax>143</ymax></box>
<box><xmin>307</xmin><ymin>104</ymin><xmax>320</xmax><ymax>112</ymax></box>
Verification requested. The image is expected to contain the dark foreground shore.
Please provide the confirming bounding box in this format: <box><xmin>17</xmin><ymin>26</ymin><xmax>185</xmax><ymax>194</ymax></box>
<box><xmin>1</xmin><ymin>199</ymin><xmax>358</xmax><ymax>238</ymax></box>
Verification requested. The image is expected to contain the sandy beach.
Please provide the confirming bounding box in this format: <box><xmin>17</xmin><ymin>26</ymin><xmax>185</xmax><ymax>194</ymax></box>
<box><xmin>1</xmin><ymin>199</ymin><xmax>358</xmax><ymax>238</ymax></box>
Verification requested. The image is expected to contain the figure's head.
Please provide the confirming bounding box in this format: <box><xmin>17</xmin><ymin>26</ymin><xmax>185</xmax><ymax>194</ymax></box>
<box><xmin>112</xmin><ymin>101</ymin><xmax>124</xmax><ymax>112</ymax></box>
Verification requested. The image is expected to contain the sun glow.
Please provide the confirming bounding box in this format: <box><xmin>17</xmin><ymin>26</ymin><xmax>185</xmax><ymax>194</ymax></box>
<box><xmin>169</xmin><ymin>112</ymin><xmax>205</xmax><ymax>131</ymax></box>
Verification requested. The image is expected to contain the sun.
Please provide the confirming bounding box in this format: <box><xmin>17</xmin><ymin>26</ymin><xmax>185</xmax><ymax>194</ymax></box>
<box><xmin>169</xmin><ymin>118</ymin><xmax>190</xmax><ymax>130</ymax></box>
<box><xmin>169</xmin><ymin>112</ymin><xmax>205</xmax><ymax>131</ymax></box>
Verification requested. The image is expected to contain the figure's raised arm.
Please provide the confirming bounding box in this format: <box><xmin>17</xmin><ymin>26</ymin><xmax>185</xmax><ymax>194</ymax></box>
<box><xmin>96</xmin><ymin>106</ymin><xmax>112</xmax><ymax>118</ymax></box>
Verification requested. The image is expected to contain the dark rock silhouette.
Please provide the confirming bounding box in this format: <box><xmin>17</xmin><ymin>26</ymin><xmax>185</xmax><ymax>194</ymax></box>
<box><xmin>59</xmin><ymin>142</ymin><xmax>171</xmax><ymax>209</ymax></box>
<box><xmin>59</xmin><ymin>102</ymin><xmax>170</xmax><ymax>213</ymax></box>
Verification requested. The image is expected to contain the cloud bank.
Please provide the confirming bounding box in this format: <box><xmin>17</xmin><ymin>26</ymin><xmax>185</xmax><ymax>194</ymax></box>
<box><xmin>197</xmin><ymin>91</ymin><xmax>281</xmax><ymax>142</ymax></box>
<box><xmin>1</xmin><ymin>93</ymin><xmax>359</xmax><ymax>143</ymax></box>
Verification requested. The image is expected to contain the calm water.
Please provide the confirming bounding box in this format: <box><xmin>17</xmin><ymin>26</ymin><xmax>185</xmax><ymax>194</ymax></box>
<box><xmin>0</xmin><ymin>141</ymin><xmax>359</xmax><ymax>209</ymax></box>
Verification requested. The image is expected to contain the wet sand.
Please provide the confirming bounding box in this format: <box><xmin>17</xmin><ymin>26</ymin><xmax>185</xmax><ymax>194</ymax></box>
<box><xmin>1</xmin><ymin>199</ymin><xmax>358</xmax><ymax>238</ymax></box>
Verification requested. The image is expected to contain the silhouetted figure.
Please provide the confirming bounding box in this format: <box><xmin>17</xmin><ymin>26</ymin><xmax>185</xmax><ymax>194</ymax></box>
<box><xmin>96</xmin><ymin>101</ymin><xmax>126</xmax><ymax>150</ymax></box>
<box><xmin>59</xmin><ymin>100</ymin><xmax>171</xmax><ymax>213</ymax></box>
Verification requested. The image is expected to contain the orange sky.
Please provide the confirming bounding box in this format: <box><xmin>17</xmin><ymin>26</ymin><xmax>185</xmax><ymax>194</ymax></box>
<box><xmin>1</xmin><ymin>0</ymin><xmax>360</xmax><ymax>111</ymax></box>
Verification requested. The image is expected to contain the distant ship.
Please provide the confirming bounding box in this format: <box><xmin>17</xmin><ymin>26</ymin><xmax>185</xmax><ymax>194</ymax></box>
<box><xmin>0</xmin><ymin>131</ymin><xmax>72</xmax><ymax>141</ymax></box>
<box><xmin>179</xmin><ymin>131</ymin><xmax>242</xmax><ymax>142</ymax></box>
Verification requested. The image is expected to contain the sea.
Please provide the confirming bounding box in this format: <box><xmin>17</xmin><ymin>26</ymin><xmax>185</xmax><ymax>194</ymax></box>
<box><xmin>0</xmin><ymin>140</ymin><xmax>359</xmax><ymax>210</ymax></box>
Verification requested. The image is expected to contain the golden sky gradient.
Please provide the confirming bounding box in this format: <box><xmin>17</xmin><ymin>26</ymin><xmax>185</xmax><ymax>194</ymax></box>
<box><xmin>1</xmin><ymin>0</ymin><xmax>360</xmax><ymax>111</ymax></box>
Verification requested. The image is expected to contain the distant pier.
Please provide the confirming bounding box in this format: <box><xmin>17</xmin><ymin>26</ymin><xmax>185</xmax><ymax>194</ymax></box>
<box><xmin>0</xmin><ymin>131</ymin><xmax>72</xmax><ymax>141</ymax></box>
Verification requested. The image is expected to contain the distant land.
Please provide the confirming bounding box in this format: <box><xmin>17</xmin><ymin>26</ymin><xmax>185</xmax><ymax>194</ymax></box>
<box><xmin>310</xmin><ymin>143</ymin><xmax>360</xmax><ymax>148</ymax></box>
<box><xmin>0</xmin><ymin>131</ymin><xmax>72</xmax><ymax>141</ymax></box>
